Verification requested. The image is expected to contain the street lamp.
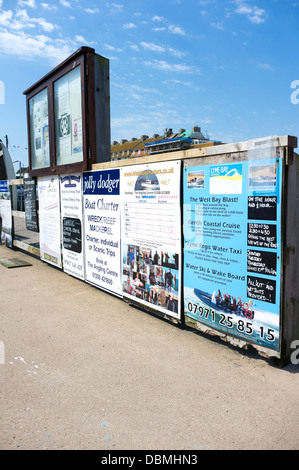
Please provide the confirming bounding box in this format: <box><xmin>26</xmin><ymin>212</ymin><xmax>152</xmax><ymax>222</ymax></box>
<box><xmin>12</xmin><ymin>160</ymin><xmax>23</xmax><ymax>211</ymax></box>
<box><xmin>12</xmin><ymin>160</ymin><xmax>22</xmax><ymax>178</ymax></box>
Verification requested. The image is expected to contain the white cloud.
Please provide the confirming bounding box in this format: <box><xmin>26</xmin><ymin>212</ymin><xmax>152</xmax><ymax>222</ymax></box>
<box><xmin>41</xmin><ymin>3</ymin><xmax>58</xmax><ymax>10</ymax></box>
<box><xmin>75</xmin><ymin>35</ymin><xmax>86</xmax><ymax>43</ymax></box>
<box><xmin>111</xmin><ymin>3</ymin><xmax>124</xmax><ymax>11</ymax></box>
<box><xmin>0</xmin><ymin>6</ymin><xmax>89</xmax><ymax>65</ymax></box>
<box><xmin>140</xmin><ymin>41</ymin><xmax>165</xmax><ymax>53</ymax></box>
<box><xmin>163</xmin><ymin>78</ymin><xmax>194</xmax><ymax>87</ymax></box>
<box><xmin>199</xmin><ymin>0</ymin><xmax>216</xmax><ymax>5</ymax></box>
<box><xmin>122</xmin><ymin>22</ymin><xmax>136</xmax><ymax>29</ymax></box>
<box><xmin>84</xmin><ymin>8</ymin><xmax>99</xmax><ymax>14</ymax></box>
<box><xmin>0</xmin><ymin>28</ymin><xmax>74</xmax><ymax>65</ymax></box>
<box><xmin>152</xmin><ymin>16</ymin><xmax>165</xmax><ymax>22</ymax></box>
<box><xmin>143</xmin><ymin>59</ymin><xmax>199</xmax><ymax>74</ymax></box>
<box><xmin>60</xmin><ymin>0</ymin><xmax>71</xmax><ymax>7</ymax></box>
<box><xmin>258</xmin><ymin>63</ymin><xmax>274</xmax><ymax>71</ymax></box>
<box><xmin>17</xmin><ymin>0</ymin><xmax>36</xmax><ymax>8</ymax></box>
<box><xmin>234</xmin><ymin>1</ymin><xmax>266</xmax><ymax>24</ymax></box>
<box><xmin>168</xmin><ymin>48</ymin><xmax>186</xmax><ymax>58</ymax></box>
<box><xmin>168</xmin><ymin>24</ymin><xmax>186</xmax><ymax>36</ymax></box>
<box><xmin>211</xmin><ymin>22</ymin><xmax>224</xmax><ymax>30</ymax></box>
<box><xmin>0</xmin><ymin>10</ymin><xmax>13</xmax><ymax>28</ymax></box>
<box><xmin>104</xmin><ymin>43</ymin><xmax>123</xmax><ymax>52</ymax></box>
<box><xmin>128</xmin><ymin>43</ymin><xmax>140</xmax><ymax>51</ymax></box>
<box><xmin>0</xmin><ymin>8</ymin><xmax>56</xmax><ymax>32</ymax></box>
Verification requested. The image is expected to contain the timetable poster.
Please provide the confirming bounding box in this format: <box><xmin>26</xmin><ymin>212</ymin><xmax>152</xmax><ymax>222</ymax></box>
<box><xmin>83</xmin><ymin>169</ymin><xmax>122</xmax><ymax>297</ymax></box>
<box><xmin>0</xmin><ymin>180</ymin><xmax>12</xmax><ymax>248</ymax></box>
<box><xmin>60</xmin><ymin>174</ymin><xmax>84</xmax><ymax>280</ymax></box>
<box><xmin>121</xmin><ymin>161</ymin><xmax>182</xmax><ymax>320</ymax></box>
<box><xmin>183</xmin><ymin>158</ymin><xmax>282</xmax><ymax>352</ymax></box>
<box><xmin>38</xmin><ymin>175</ymin><xmax>62</xmax><ymax>268</ymax></box>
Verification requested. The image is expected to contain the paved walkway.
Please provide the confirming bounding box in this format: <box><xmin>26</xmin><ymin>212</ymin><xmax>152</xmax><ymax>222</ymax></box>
<box><xmin>0</xmin><ymin>244</ymin><xmax>299</xmax><ymax>450</ymax></box>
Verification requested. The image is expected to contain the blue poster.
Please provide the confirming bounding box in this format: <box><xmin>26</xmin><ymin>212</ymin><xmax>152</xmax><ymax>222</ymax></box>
<box><xmin>183</xmin><ymin>158</ymin><xmax>282</xmax><ymax>352</ymax></box>
<box><xmin>0</xmin><ymin>180</ymin><xmax>12</xmax><ymax>248</ymax></box>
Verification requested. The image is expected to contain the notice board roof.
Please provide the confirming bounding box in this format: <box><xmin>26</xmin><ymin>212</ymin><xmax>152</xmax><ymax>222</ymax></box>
<box><xmin>23</xmin><ymin>46</ymin><xmax>96</xmax><ymax>95</ymax></box>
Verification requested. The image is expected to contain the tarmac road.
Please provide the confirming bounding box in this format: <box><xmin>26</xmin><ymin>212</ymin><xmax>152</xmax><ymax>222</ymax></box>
<box><xmin>0</xmin><ymin>244</ymin><xmax>299</xmax><ymax>450</ymax></box>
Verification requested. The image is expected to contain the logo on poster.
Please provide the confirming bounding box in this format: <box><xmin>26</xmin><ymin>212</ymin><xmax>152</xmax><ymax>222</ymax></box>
<box><xmin>83</xmin><ymin>169</ymin><xmax>120</xmax><ymax>195</ymax></box>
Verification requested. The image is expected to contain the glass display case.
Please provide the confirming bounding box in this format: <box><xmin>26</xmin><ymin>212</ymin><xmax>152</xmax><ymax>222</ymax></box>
<box><xmin>24</xmin><ymin>47</ymin><xmax>110</xmax><ymax>177</ymax></box>
<box><xmin>29</xmin><ymin>88</ymin><xmax>50</xmax><ymax>170</ymax></box>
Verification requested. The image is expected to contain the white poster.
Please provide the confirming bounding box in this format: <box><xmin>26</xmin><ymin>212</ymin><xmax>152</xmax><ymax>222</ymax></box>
<box><xmin>60</xmin><ymin>173</ymin><xmax>84</xmax><ymax>280</ymax></box>
<box><xmin>38</xmin><ymin>175</ymin><xmax>62</xmax><ymax>268</ymax></box>
<box><xmin>121</xmin><ymin>161</ymin><xmax>182</xmax><ymax>320</ymax></box>
<box><xmin>0</xmin><ymin>180</ymin><xmax>12</xmax><ymax>248</ymax></box>
<box><xmin>29</xmin><ymin>88</ymin><xmax>50</xmax><ymax>170</ymax></box>
<box><xmin>83</xmin><ymin>168</ymin><xmax>122</xmax><ymax>297</ymax></box>
<box><xmin>54</xmin><ymin>65</ymin><xmax>83</xmax><ymax>166</ymax></box>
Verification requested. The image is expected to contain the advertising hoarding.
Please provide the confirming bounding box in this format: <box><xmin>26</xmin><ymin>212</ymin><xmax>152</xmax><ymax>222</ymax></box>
<box><xmin>0</xmin><ymin>180</ymin><xmax>12</xmax><ymax>248</ymax></box>
<box><xmin>121</xmin><ymin>161</ymin><xmax>182</xmax><ymax>320</ymax></box>
<box><xmin>83</xmin><ymin>168</ymin><xmax>122</xmax><ymax>297</ymax></box>
<box><xmin>24</xmin><ymin>177</ymin><xmax>39</xmax><ymax>232</ymax></box>
<box><xmin>183</xmin><ymin>158</ymin><xmax>282</xmax><ymax>351</ymax></box>
<box><xmin>60</xmin><ymin>173</ymin><xmax>84</xmax><ymax>280</ymax></box>
<box><xmin>38</xmin><ymin>175</ymin><xmax>62</xmax><ymax>268</ymax></box>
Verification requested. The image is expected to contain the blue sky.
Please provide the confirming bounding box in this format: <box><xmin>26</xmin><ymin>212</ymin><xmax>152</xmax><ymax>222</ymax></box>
<box><xmin>0</xmin><ymin>0</ymin><xmax>298</xmax><ymax>169</ymax></box>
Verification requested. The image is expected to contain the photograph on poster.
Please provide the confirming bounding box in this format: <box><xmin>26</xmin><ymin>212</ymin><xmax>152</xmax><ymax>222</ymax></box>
<box><xmin>122</xmin><ymin>243</ymin><xmax>179</xmax><ymax>314</ymax></box>
<box><xmin>248</xmin><ymin>163</ymin><xmax>277</xmax><ymax>190</ymax></box>
<box><xmin>187</xmin><ymin>170</ymin><xmax>205</xmax><ymax>189</ymax></box>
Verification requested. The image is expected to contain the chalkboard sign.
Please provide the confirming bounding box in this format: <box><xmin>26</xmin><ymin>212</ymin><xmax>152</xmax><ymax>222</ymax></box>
<box><xmin>62</xmin><ymin>217</ymin><xmax>82</xmax><ymax>253</ymax></box>
<box><xmin>247</xmin><ymin>223</ymin><xmax>277</xmax><ymax>249</ymax></box>
<box><xmin>247</xmin><ymin>275</ymin><xmax>276</xmax><ymax>304</ymax></box>
<box><xmin>247</xmin><ymin>249</ymin><xmax>277</xmax><ymax>276</ymax></box>
<box><xmin>248</xmin><ymin>196</ymin><xmax>277</xmax><ymax>221</ymax></box>
<box><xmin>24</xmin><ymin>177</ymin><xmax>39</xmax><ymax>232</ymax></box>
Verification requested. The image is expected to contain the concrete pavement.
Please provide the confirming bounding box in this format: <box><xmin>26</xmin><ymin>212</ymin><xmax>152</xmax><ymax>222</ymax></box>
<box><xmin>0</xmin><ymin>243</ymin><xmax>299</xmax><ymax>450</ymax></box>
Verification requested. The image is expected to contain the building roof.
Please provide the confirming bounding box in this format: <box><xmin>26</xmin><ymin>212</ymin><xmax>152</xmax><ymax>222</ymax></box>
<box><xmin>111</xmin><ymin>126</ymin><xmax>221</xmax><ymax>160</ymax></box>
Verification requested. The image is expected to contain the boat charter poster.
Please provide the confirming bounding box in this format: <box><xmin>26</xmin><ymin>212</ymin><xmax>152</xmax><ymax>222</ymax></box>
<box><xmin>83</xmin><ymin>169</ymin><xmax>122</xmax><ymax>297</ymax></box>
<box><xmin>121</xmin><ymin>161</ymin><xmax>181</xmax><ymax>320</ymax></box>
<box><xmin>183</xmin><ymin>158</ymin><xmax>282</xmax><ymax>352</ymax></box>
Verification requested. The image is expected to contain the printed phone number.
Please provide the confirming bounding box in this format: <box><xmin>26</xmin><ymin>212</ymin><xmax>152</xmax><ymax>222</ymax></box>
<box><xmin>187</xmin><ymin>302</ymin><xmax>275</xmax><ymax>342</ymax></box>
